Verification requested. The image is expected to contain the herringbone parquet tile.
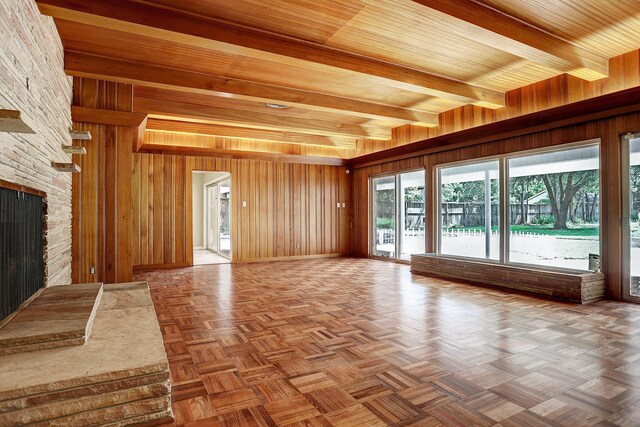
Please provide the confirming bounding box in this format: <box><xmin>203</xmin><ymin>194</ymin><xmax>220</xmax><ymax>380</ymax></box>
<box><xmin>135</xmin><ymin>258</ymin><xmax>640</xmax><ymax>426</ymax></box>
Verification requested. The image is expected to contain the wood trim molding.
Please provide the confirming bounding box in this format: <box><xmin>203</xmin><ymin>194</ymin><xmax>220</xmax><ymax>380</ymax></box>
<box><xmin>235</xmin><ymin>253</ymin><xmax>341</xmax><ymax>264</ymax></box>
<box><xmin>145</xmin><ymin>119</ymin><xmax>356</xmax><ymax>149</ymax></box>
<box><xmin>0</xmin><ymin>179</ymin><xmax>47</xmax><ymax>198</ymax></box>
<box><xmin>133</xmin><ymin>262</ymin><xmax>191</xmax><ymax>271</ymax></box>
<box><xmin>138</xmin><ymin>143</ymin><xmax>348</xmax><ymax>166</ymax></box>
<box><xmin>71</xmin><ymin>105</ymin><xmax>148</xmax><ymax>127</ymax></box>
<box><xmin>134</xmin><ymin>96</ymin><xmax>386</xmax><ymax>139</ymax></box>
<box><xmin>350</xmin><ymin>86</ymin><xmax>640</xmax><ymax>168</ymax></box>
<box><xmin>134</xmin><ymin>115</ymin><xmax>148</xmax><ymax>152</ymax></box>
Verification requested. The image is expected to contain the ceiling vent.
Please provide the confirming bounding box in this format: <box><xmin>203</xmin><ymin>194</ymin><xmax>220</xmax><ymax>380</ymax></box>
<box><xmin>266</xmin><ymin>102</ymin><xmax>289</xmax><ymax>109</ymax></box>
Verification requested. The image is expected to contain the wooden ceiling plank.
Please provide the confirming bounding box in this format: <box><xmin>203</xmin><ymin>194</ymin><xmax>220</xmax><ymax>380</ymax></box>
<box><xmin>135</xmin><ymin>97</ymin><xmax>388</xmax><ymax>140</ymax></box>
<box><xmin>64</xmin><ymin>51</ymin><xmax>437</xmax><ymax>126</ymax></box>
<box><xmin>146</xmin><ymin>119</ymin><xmax>357</xmax><ymax>149</ymax></box>
<box><xmin>411</xmin><ymin>0</ymin><xmax>609</xmax><ymax>81</ymax></box>
<box><xmin>36</xmin><ymin>0</ymin><xmax>504</xmax><ymax>107</ymax></box>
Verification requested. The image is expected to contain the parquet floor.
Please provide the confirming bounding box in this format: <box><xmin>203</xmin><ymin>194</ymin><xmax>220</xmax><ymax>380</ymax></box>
<box><xmin>135</xmin><ymin>258</ymin><xmax>640</xmax><ymax>426</ymax></box>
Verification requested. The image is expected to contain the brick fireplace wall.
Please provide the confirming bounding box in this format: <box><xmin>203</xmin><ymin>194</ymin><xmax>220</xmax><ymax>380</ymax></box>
<box><xmin>0</xmin><ymin>0</ymin><xmax>73</xmax><ymax>286</ymax></box>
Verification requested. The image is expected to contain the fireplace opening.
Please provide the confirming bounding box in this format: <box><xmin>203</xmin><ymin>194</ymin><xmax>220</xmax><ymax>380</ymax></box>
<box><xmin>0</xmin><ymin>184</ymin><xmax>46</xmax><ymax>321</ymax></box>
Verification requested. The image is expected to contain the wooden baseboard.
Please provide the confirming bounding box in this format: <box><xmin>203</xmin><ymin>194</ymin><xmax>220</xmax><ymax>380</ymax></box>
<box><xmin>133</xmin><ymin>262</ymin><xmax>191</xmax><ymax>272</ymax></box>
<box><xmin>133</xmin><ymin>254</ymin><xmax>344</xmax><ymax>271</ymax></box>
<box><xmin>235</xmin><ymin>253</ymin><xmax>342</xmax><ymax>264</ymax></box>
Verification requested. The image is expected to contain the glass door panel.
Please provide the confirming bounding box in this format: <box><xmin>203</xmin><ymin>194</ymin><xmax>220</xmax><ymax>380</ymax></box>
<box><xmin>399</xmin><ymin>170</ymin><xmax>425</xmax><ymax>260</ymax></box>
<box><xmin>207</xmin><ymin>184</ymin><xmax>218</xmax><ymax>252</ymax></box>
<box><xmin>626</xmin><ymin>136</ymin><xmax>640</xmax><ymax>300</ymax></box>
<box><xmin>439</xmin><ymin>160</ymin><xmax>500</xmax><ymax>260</ymax></box>
<box><xmin>372</xmin><ymin>176</ymin><xmax>396</xmax><ymax>258</ymax></box>
<box><xmin>218</xmin><ymin>179</ymin><xmax>231</xmax><ymax>258</ymax></box>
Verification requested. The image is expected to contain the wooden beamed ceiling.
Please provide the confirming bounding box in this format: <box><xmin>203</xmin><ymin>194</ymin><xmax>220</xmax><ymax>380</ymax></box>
<box><xmin>36</xmin><ymin>0</ymin><xmax>638</xmax><ymax>157</ymax></box>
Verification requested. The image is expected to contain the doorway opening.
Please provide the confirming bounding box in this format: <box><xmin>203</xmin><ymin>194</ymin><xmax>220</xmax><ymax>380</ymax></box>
<box><xmin>192</xmin><ymin>171</ymin><xmax>232</xmax><ymax>265</ymax></box>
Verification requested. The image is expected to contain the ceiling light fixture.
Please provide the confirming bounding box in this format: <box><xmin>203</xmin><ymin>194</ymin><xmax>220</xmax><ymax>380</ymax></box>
<box><xmin>266</xmin><ymin>102</ymin><xmax>289</xmax><ymax>109</ymax></box>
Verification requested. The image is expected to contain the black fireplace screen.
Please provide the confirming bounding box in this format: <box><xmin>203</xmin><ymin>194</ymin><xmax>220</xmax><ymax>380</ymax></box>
<box><xmin>0</xmin><ymin>186</ymin><xmax>44</xmax><ymax>321</ymax></box>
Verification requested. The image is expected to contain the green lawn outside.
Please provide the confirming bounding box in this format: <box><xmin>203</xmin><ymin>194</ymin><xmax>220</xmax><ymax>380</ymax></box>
<box><xmin>444</xmin><ymin>224</ymin><xmax>599</xmax><ymax>237</ymax></box>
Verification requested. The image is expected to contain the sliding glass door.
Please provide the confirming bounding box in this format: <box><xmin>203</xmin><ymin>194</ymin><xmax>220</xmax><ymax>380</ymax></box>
<box><xmin>435</xmin><ymin>140</ymin><xmax>600</xmax><ymax>272</ymax></box>
<box><xmin>371</xmin><ymin>170</ymin><xmax>425</xmax><ymax>260</ymax></box>
<box><xmin>624</xmin><ymin>134</ymin><xmax>640</xmax><ymax>301</ymax></box>
<box><xmin>372</xmin><ymin>176</ymin><xmax>396</xmax><ymax>258</ymax></box>
<box><xmin>399</xmin><ymin>171</ymin><xmax>426</xmax><ymax>260</ymax></box>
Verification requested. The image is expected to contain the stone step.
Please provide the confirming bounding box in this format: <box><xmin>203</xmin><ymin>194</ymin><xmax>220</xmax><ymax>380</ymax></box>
<box><xmin>0</xmin><ymin>282</ymin><xmax>173</xmax><ymax>427</ymax></box>
<box><xmin>0</xmin><ymin>283</ymin><xmax>103</xmax><ymax>355</ymax></box>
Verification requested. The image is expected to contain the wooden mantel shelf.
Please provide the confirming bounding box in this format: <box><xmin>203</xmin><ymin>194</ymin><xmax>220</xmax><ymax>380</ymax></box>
<box><xmin>411</xmin><ymin>254</ymin><xmax>605</xmax><ymax>303</ymax></box>
<box><xmin>0</xmin><ymin>109</ymin><xmax>36</xmax><ymax>134</ymax></box>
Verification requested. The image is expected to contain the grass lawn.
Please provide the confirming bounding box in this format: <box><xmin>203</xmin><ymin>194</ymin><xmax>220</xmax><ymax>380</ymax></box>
<box><xmin>445</xmin><ymin>224</ymin><xmax>599</xmax><ymax>237</ymax></box>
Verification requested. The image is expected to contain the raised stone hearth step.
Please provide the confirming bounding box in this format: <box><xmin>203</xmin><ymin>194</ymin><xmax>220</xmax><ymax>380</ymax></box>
<box><xmin>0</xmin><ymin>283</ymin><xmax>103</xmax><ymax>355</ymax></box>
<box><xmin>0</xmin><ymin>282</ymin><xmax>172</xmax><ymax>426</ymax></box>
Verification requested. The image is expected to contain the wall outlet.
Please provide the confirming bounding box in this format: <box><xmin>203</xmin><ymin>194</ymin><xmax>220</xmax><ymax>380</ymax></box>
<box><xmin>89</xmin><ymin>266</ymin><xmax>96</xmax><ymax>275</ymax></box>
<box><xmin>242</xmin><ymin>201</ymin><xmax>246</xmax><ymax>208</ymax></box>
<box><xmin>336</xmin><ymin>202</ymin><xmax>340</xmax><ymax>208</ymax></box>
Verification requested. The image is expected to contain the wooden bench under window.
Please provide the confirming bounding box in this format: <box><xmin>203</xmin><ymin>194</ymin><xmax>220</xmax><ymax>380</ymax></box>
<box><xmin>411</xmin><ymin>254</ymin><xmax>604</xmax><ymax>303</ymax></box>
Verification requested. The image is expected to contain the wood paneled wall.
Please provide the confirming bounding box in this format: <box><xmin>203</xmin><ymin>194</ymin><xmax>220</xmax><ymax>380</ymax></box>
<box><xmin>131</xmin><ymin>153</ymin><xmax>351</xmax><ymax>267</ymax></box>
<box><xmin>72</xmin><ymin>78</ymin><xmax>135</xmax><ymax>284</ymax></box>
<box><xmin>391</xmin><ymin>50</ymin><xmax>640</xmax><ymax>147</ymax></box>
<box><xmin>352</xmin><ymin>111</ymin><xmax>640</xmax><ymax>300</ymax></box>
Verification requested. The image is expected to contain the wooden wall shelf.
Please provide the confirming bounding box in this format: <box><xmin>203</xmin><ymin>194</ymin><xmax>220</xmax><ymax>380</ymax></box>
<box><xmin>51</xmin><ymin>162</ymin><xmax>80</xmax><ymax>173</ymax></box>
<box><xmin>69</xmin><ymin>129</ymin><xmax>92</xmax><ymax>140</ymax></box>
<box><xmin>61</xmin><ymin>145</ymin><xmax>87</xmax><ymax>155</ymax></box>
<box><xmin>0</xmin><ymin>109</ymin><xmax>36</xmax><ymax>134</ymax></box>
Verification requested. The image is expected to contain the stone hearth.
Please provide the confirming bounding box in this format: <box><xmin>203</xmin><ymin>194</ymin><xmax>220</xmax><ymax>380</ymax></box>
<box><xmin>0</xmin><ymin>283</ymin><xmax>103</xmax><ymax>355</ymax></box>
<box><xmin>0</xmin><ymin>282</ymin><xmax>172</xmax><ymax>426</ymax></box>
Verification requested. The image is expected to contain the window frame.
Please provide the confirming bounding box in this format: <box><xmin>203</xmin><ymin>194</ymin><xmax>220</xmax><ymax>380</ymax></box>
<box><xmin>622</xmin><ymin>132</ymin><xmax>639</xmax><ymax>302</ymax></box>
<box><xmin>434</xmin><ymin>157</ymin><xmax>502</xmax><ymax>262</ymax></box>
<box><xmin>434</xmin><ymin>139</ymin><xmax>602</xmax><ymax>273</ymax></box>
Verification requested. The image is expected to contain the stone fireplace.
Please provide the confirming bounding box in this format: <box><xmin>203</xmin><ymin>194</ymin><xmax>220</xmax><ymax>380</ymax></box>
<box><xmin>0</xmin><ymin>184</ymin><xmax>47</xmax><ymax>321</ymax></box>
<box><xmin>0</xmin><ymin>0</ymin><xmax>73</xmax><ymax>300</ymax></box>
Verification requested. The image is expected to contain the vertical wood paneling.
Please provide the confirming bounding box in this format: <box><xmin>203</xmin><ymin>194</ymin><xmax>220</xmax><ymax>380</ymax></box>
<box><xmin>131</xmin><ymin>153</ymin><xmax>349</xmax><ymax>266</ymax></box>
<box><xmin>72</xmin><ymin>77</ymin><xmax>135</xmax><ymax>284</ymax></box>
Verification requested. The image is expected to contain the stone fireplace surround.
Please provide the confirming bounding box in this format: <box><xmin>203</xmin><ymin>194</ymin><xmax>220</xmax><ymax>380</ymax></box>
<box><xmin>1</xmin><ymin>0</ymin><xmax>73</xmax><ymax>290</ymax></box>
<box><xmin>0</xmin><ymin>3</ymin><xmax>172</xmax><ymax>425</ymax></box>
